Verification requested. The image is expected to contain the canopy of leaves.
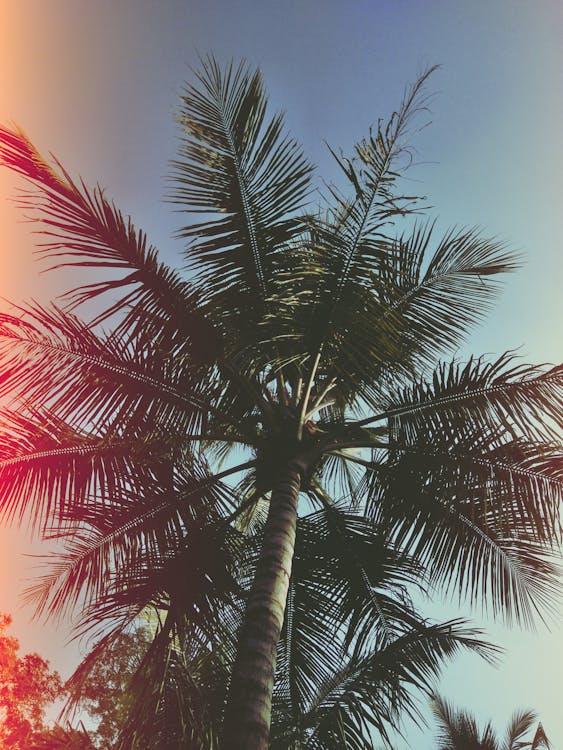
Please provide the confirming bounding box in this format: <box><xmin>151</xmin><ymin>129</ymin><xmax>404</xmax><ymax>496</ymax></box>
<box><xmin>0</xmin><ymin>56</ymin><xmax>561</xmax><ymax>747</ymax></box>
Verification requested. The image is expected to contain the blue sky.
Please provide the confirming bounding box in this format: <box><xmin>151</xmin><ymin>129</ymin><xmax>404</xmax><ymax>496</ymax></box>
<box><xmin>1</xmin><ymin>1</ymin><xmax>562</xmax><ymax>745</ymax></box>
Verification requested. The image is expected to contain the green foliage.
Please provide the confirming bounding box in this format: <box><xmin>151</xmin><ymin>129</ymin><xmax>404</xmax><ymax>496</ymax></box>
<box><xmin>28</xmin><ymin>723</ymin><xmax>96</xmax><ymax>750</ymax></box>
<box><xmin>0</xmin><ymin>613</ymin><xmax>62</xmax><ymax>748</ymax></box>
<box><xmin>69</xmin><ymin>626</ymin><xmax>153</xmax><ymax>748</ymax></box>
<box><xmin>432</xmin><ymin>697</ymin><xmax>550</xmax><ymax>750</ymax></box>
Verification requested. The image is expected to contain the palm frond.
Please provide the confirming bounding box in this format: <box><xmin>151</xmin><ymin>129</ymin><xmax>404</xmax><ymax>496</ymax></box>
<box><xmin>366</xmin><ymin>353</ymin><xmax>563</xmax><ymax>443</ymax></box>
<box><xmin>27</xmin><ymin>724</ymin><xmax>96</xmax><ymax>750</ymax></box>
<box><xmin>284</xmin><ymin>70</ymin><xmax>436</xmax><ymax>405</ymax></box>
<box><xmin>114</xmin><ymin>618</ymin><xmax>234</xmax><ymax>750</ymax></box>
<box><xmin>0</xmin><ymin>304</ymin><xmax>213</xmax><ymax>435</ymax></box>
<box><xmin>171</xmin><ymin>55</ymin><xmax>313</xmax><ymax>333</ymax></box>
<box><xmin>367</xmin><ymin>433</ymin><xmax>562</xmax><ymax>627</ymax></box>
<box><xmin>502</xmin><ymin>709</ymin><xmax>538</xmax><ymax>750</ymax></box>
<box><xmin>373</xmin><ymin>224</ymin><xmax>518</xmax><ymax>374</ymax></box>
<box><xmin>432</xmin><ymin>695</ymin><xmax>490</xmax><ymax>750</ymax></box>
<box><xmin>0</xmin><ymin>127</ymin><xmax>219</xmax><ymax>360</ymax></box>
<box><xmin>530</xmin><ymin>722</ymin><xmax>551</xmax><ymax>750</ymax></box>
<box><xmin>25</xmin><ymin>460</ymin><xmax>250</xmax><ymax>632</ymax></box>
<box><xmin>277</xmin><ymin>620</ymin><xmax>497</xmax><ymax>749</ymax></box>
<box><xmin>0</xmin><ymin>408</ymin><xmax>149</xmax><ymax>531</ymax></box>
<box><xmin>272</xmin><ymin>505</ymin><xmax>498</xmax><ymax>749</ymax></box>
<box><xmin>330</xmin><ymin>222</ymin><xmax>517</xmax><ymax>409</ymax></box>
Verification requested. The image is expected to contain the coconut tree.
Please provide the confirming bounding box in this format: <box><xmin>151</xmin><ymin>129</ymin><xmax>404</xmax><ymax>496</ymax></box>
<box><xmin>432</xmin><ymin>696</ymin><xmax>550</xmax><ymax>750</ymax></box>
<box><xmin>0</xmin><ymin>56</ymin><xmax>561</xmax><ymax>749</ymax></box>
<box><xmin>28</xmin><ymin>725</ymin><xmax>96</xmax><ymax>750</ymax></box>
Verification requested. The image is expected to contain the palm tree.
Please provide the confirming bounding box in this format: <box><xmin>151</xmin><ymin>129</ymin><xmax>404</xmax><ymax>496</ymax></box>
<box><xmin>28</xmin><ymin>725</ymin><xmax>96</xmax><ymax>750</ymax></box>
<box><xmin>432</xmin><ymin>696</ymin><xmax>550</xmax><ymax>750</ymax></box>
<box><xmin>0</xmin><ymin>56</ymin><xmax>561</xmax><ymax>749</ymax></box>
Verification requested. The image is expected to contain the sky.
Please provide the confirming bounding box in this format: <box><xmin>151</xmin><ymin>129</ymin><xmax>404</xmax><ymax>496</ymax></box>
<box><xmin>0</xmin><ymin>0</ymin><xmax>562</xmax><ymax>745</ymax></box>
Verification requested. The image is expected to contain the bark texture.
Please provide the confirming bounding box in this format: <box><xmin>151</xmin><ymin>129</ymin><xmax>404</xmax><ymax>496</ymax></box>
<box><xmin>222</xmin><ymin>462</ymin><xmax>301</xmax><ymax>750</ymax></box>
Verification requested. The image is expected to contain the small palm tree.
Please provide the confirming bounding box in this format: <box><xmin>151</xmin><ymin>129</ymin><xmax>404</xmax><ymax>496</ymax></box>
<box><xmin>0</xmin><ymin>57</ymin><xmax>561</xmax><ymax>749</ymax></box>
<box><xmin>432</xmin><ymin>697</ymin><xmax>550</xmax><ymax>750</ymax></box>
<box><xmin>28</xmin><ymin>725</ymin><xmax>96</xmax><ymax>750</ymax></box>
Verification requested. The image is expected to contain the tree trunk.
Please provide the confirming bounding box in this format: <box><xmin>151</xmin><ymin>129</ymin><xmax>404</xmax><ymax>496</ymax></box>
<box><xmin>222</xmin><ymin>462</ymin><xmax>301</xmax><ymax>749</ymax></box>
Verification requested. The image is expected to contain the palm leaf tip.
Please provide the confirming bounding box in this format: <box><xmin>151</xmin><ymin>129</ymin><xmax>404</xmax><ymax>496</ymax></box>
<box><xmin>0</xmin><ymin>125</ymin><xmax>69</xmax><ymax>194</ymax></box>
<box><xmin>531</xmin><ymin>722</ymin><xmax>551</xmax><ymax>750</ymax></box>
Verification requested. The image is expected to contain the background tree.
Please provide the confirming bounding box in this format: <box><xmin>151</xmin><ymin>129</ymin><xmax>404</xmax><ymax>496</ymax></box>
<box><xmin>29</xmin><ymin>723</ymin><xmax>96</xmax><ymax>750</ymax></box>
<box><xmin>67</xmin><ymin>624</ymin><xmax>153</xmax><ymax>748</ymax></box>
<box><xmin>0</xmin><ymin>58</ymin><xmax>561</xmax><ymax>749</ymax></box>
<box><xmin>0</xmin><ymin>613</ymin><xmax>62</xmax><ymax>748</ymax></box>
<box><xmin>0</xmin><ymin>614</ymin><xmax>95</xmax><ymax>749</ymax></box>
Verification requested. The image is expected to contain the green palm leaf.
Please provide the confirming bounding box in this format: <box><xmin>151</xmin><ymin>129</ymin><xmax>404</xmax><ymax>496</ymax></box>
<box><xmin>432</xmin><ymin>698</ymin><xmax>549</xmax><ymax>750</ymax></box>
<box><xmin>360</xmin><ymin>353</ymin><xmax>562</xmax><ymax>443</ymax></box>
<box><xmin>171</xmin><ymin>56</ymin><xmax>313</xmax><ymax>334</ymax></box>
<box><xmin>0</xmin><ymin>126</ymin><xmax>213</xmax><ymax>339</ymax></box>
<box><xmin>0</xmin><ymin>408</ymin><xmax>149</xmax><ymax>530</ymax></box>
<box><xmin>285</xmin><ymin>621</ymin><xmax>497</xmax><ymax>749</ymax></box>
<box><xmin>0</xmin><ymin>304</ymin><xmax>212</xmax><ymax>433</ymax></box>
<box><xmin>367</xmin><ymin>430</ymin><xmax>562</xmax><ymax>626</ymax></box>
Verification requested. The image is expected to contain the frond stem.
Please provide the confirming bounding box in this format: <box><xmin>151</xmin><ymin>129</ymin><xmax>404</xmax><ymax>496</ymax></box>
<box><xmin>349</xmin><ymin>374</ymin><xmax>562</xmax><ymax>428</ymax></box>
<box><xmin>297</xmin><ymin>350</ymin><xmax>322</xmax><ymax>441</ymax></box>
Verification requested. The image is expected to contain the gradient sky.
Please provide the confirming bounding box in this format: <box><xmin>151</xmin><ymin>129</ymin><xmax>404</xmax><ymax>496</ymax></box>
<box><xmin>1</xmin><ymin>0</ymin><xmax>562</xmax><ymax>745</ymax></box>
